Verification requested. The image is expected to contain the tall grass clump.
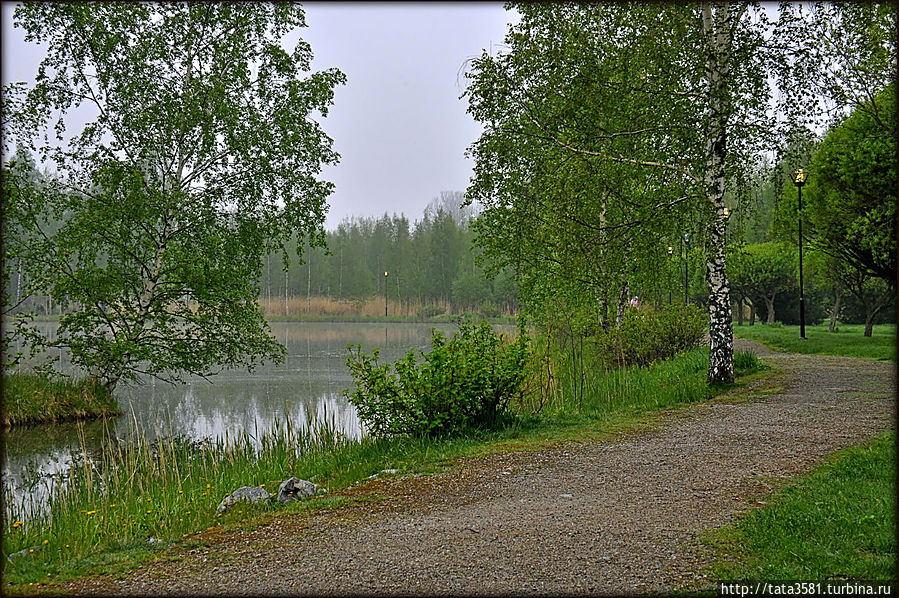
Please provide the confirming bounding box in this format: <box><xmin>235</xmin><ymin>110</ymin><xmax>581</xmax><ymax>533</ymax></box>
<box><xmin>1</xmin><ymin>409</ymin><xmax>363</xmax><ymax>584</ymax></box>
<box><xmin>2</xmin><ymin>372</ymin><xmax>121</xmax><ymax>426</ymax></box>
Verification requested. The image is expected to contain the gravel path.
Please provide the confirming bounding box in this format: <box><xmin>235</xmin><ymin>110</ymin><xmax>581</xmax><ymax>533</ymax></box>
<box><xmin>63</xmin><ymin>340</ymin><xmax>895</xmax><ymax>596</ymax></box>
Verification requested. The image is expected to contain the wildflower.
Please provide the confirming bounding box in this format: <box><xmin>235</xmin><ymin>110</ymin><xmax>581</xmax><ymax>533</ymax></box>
<box><xmin>206</xmin><ymin>484</ymin><xmax>211</xmax><ymax>489</ymax></box>
<box><xmin>65</xmin><ymin>545</ymin><xmax>70</xmax><ymax>548</ymax></box>
<box><xmin>43</xmin><ymin>540</ymin><xmax>49</xmax><ymax>545</ymax></box>
<box><xmin>86</xmin><ymin>511</ymin><xmax>97</xmax><ymax>515</ymax></box>
<box><xmin>186</xmin><ymin>511</ymin><xmax>191</xmax><ymax>515</ymax></box>
<box><xmin>259</xmin><ymin>484</ymin><xmax>265</xmax><ymax>488</ymax></box>
<box><xmin>146</xmin><ymin>498</ymin><xmax>152</xmax><ymax>502</ymax></box>
<box><xmin>178</xmin><ymin>490</ymin><xmax>184</xmax><ymax>494</ymax></box>
<box><xmin>110</xmin><ymin>504</ymin><xmax>116</xmax><ymax>508</ymax></box>
<box><xmin>146</xmin><ymin>510</ymin><xmax>152</xmax><ymax>514</ymax></box>
<box><xmin>29</xmin><ymin>549</ymin><xmax>34</xmax><ymax>554</ymax></box>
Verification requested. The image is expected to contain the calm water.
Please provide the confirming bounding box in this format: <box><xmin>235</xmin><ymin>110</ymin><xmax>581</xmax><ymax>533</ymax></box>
<box><xmin>3</xmin><ymin>321</ymin><xmax>480</xmax><ymax>515</ymax></box>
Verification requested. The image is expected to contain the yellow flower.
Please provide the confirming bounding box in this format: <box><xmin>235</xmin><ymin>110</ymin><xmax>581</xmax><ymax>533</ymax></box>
<box><xmin>28</xmin><ymin>549</ymin><xmax>34</xmax><ymax>554</ymax></box>
<box><xmin>259</xmin><ymin>484</ymin><xmax>265</xmax><ymax>488</ymax></box>
<box><xmin>178</xmin><ymin>490</ymin><xmax>184</xmax><ymax>494</ymax></box>
<box><xmin>86</xmin><ymin>510</ymin><xmax>97</xmax><ymax>515</ymax></box>
<box><xmin>146</xmin><ymin>510</ymin><xmax>152</xmax><ymax>514</ymax></box>
<box><xmin>110</xmin><ymin>504</ymin><xmax>116</xmax><ymax>508</ymax></box>
<box><xmin>206</xmin><ymin>484</ymin><xmax>211</xmax><ymax>489</ymax></box>
<box><xmin>65</xmin><ymin>544</ymin><xmax>70</xmax><ymax>548</ymax></box>
<box><xmin>202</xmin><ymin>492</ymin><xmax>207</xmax><ymax>496</ymax></box>
<box><xmin>186</xmin><ymin>511</ymin><xmax>191</xmax><ymax>515</ymax></box>
<box><xmin>43</xmin><ymin>540</ymin><xmax>49</xmax><ymax>545</ymax></box>
<box><xmin>146</xmin><ymin>498</ymin><xmax>152</xmax><ymax>502</ymax></box>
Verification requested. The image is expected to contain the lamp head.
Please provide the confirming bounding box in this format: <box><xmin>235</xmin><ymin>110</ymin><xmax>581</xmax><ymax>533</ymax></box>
<box><xmin>792</xmin><ymin>168</ymin><xmax>807</xmax><ymax>187</ymax></box>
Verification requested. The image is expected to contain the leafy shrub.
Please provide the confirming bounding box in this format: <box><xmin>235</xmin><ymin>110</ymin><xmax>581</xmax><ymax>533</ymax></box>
<box><xmin>595</xmin><ymin>304</ymin><xmax>705</xmax><ymax>368</ymax></box>
<box><xmin>417</xmin><ymin>305</ymin><xmax>446</xmax><ymax>319</ymax></box>
<box><xmin>344</xmin><ymin>318</ymin><xmax>530</xmax><ymax>437</ymax></box>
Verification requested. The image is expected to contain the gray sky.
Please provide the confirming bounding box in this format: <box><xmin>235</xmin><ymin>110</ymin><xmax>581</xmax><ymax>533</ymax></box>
<box><xmin>1</xmin><ymin>2</ymin><xmax>518</xmax><ymax>229</ymax></box>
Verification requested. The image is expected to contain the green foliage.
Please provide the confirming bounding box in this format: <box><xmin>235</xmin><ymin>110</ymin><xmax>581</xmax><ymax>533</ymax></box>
<box><xmin>593</xmin><ymin>304</ymin><xmax>706</xmax><ymax>369</ymax></box>
<box><xmin>728</xmin><ymin>242</ymin><xmax>797</xmax><ymax>323</ymax></box>
<box><xmin>708</xmin><ymin>430</ymin><xmax>896</xmax><ymax>582</ymax></box>
<box><xmin>2</xmin><ymin>4</ymin><xmax>344</xmax><ymax>390</ymax></box>
<box><xmin>416</xmin><ymin>305</ymin><xmax>446</xmax><ymax>319</ymax></box>
<box><xmin>344</xmin><ymin>319</ymin><xmax>530</xmax><ymax>437</ymax></box>
<box><xmin>804</xmin><ymin>84</ymin><xmax>896</xmax><ymax>285</ymax></box>
<box><xmin>1</xmin><ymin>372</ymin><xmax>121</xmax><ymax>427</ymax></box>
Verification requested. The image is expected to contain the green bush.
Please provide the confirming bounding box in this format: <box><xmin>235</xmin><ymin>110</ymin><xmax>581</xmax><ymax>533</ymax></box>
<box><xmin>417</xmin><ymin>305</ymin><xmax>446</xmax><ymax>319</ymax></box>
<box><xmin>595</xmin><ymin>304</ymin><xmax>705</xmax><ymax>368</ymax></box>
<box><xmin>344</xmin><ymin>318</ymin><xmax>530</xmax><ymax>437</ymax></box>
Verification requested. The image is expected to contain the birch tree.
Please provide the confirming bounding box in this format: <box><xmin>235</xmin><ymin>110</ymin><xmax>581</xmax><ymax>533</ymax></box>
<box><xmin>2</xmin><ymin>3</ymin><xmax>345</xmax><ymax>391</ymax></box>
<box><xmin>465</xmin><ymin>3</ymin><xmax>773</xmax><ymax>383</ymax></box>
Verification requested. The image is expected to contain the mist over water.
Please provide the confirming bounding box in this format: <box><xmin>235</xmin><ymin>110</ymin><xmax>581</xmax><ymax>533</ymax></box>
<box><xmin>2</xmin><ymin>321</ymin><xmax>468</xmax><ymax>516</ymax></box>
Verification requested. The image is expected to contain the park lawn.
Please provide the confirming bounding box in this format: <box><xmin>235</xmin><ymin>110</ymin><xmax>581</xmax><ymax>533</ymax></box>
<box><xmin>734</xmin><ymin>323</ymin><xmax>896</xmax><ymax>362</ymax></box>
<box><xmin>2</xmin><ymin>373</ymin><xmax>121</xmax><ymax>427</ymax></box>
<box><xmin>705</xmin><ymin>430</ymin><xmax>896</xmax><ymax>583</ymax></box>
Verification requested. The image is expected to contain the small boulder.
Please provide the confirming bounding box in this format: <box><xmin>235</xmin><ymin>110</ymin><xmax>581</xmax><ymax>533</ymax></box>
<box><xmin>216</xmin><ymin>486</ymin><xmax>273</xmax><ymax>516</ymax></box>
<box><xmin>276</xmin><ymin>477</ymin><xmax>316</xmax><ymax>504</ymax></box>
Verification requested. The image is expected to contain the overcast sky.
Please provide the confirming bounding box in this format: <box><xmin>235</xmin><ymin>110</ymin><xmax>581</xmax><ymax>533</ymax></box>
<box><xmin>1</xmin><ymin>2</ymin><xmax>518</xmax><ymax>229</ymax></box>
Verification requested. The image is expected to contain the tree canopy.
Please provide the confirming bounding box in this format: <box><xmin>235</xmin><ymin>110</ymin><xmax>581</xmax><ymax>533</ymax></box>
<box><xmin>2</xmin><ymin>3</ymin><xmax>345</xmax><ymax>390</ymax></box>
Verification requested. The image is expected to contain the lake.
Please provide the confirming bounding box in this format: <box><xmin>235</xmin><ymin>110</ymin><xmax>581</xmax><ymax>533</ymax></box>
<box><xmin>3</xmin><ymin>321</ymin><xmax>487</xmax><ymax>517</ymax></box>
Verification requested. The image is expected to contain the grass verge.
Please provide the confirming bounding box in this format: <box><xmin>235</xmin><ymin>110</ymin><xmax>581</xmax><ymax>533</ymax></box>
<box><xmin>734</xmin><ymin>323</ymin><xmax>896</xmax><ymax>362</ymax></box>
<box><xmin>703</xmin><ymin>430</ymin><xmax>896</xmax><ymax>584</ymax></box>
<box><xmin>2</xmin><ymin>373</ymin><xmax>122</xmax><ymax>427</ymax></box>
<box><xmin>1</xmin><ymin>348</ymin><xmax>765</xmax><ymax>591</ymax></box>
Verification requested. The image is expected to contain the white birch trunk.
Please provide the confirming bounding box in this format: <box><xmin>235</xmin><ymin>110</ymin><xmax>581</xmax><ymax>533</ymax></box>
<box><xmin>702</xmin><ymin>3</ymin><xmax>734</xmax><ymax>384</ymax></box>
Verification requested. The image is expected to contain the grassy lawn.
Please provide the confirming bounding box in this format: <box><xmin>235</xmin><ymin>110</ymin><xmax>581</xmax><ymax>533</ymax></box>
<box><xmin>2</xmin><ymin>373</ymin><xmax>122</xmax><ymax>427</ymax></box>
<box><xmin>1</xmin><ymin>348</ymin><xmax>764</xmax><ymax>589</ymax></box>
<box><xmin>705</xmin><ymin>430</ymin><xmax>897</xmax><ymax>583</ymax></box>
<box><xmin>734</xmin><ymin>323</ymin><xmax>896</xmax><ymax>362</ymax></box>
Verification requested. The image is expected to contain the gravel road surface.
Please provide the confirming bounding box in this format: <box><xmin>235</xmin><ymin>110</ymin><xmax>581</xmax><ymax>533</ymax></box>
<box><xmin>61</xmin><ymin>339</ymin><xmax>896</xmax><ymax>595</ymax></box>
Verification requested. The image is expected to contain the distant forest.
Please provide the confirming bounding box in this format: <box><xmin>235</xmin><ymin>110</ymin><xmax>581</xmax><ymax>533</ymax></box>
<box><xmin>256</xmin><ymin>191</ymin><xmax>517</xmax><ymax>317</ymax></box>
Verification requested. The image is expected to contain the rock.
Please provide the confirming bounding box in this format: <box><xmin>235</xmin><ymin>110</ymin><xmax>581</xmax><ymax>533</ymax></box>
<box><xmin>381</xmin><ymin>468</ymin><xmax>398</xmax><ymax>475</ymax></box>
<box><xmin>216</xmin><ymin>486</ymin><xmax>273</xmax><ymax>516</ymax></box>
<box><xmin>275</xmin><ymin>477</ymin><xmax>316</xmax><ymax>504</ymax></box>
<box><xmin>8</xmin><ymin>545</ymin><xmax>41</xmax><ymax>560</ymax></box>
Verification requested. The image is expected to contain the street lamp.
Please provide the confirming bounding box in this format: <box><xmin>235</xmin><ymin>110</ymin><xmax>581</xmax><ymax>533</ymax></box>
<box><xmin>723</xmin><ymin>206</ymin><xmax>731</xmax><ymax>244</ymax></box>
<box><xmin>667</xmin><ymin>246</ymin><xmax>674</xmax><ymax>304</ymax></box>
<box><xmin>384</xmin><ymin>271</ymin><xmax>389</xmax><ymax>318</ymax></box>
<box><xmin>792</xmin><ymin>168</ymin><xmax>808</xmax><ymax>339</ymax></box>
<box><xmin>683</xmin><ymin>233</ymin><xmax>691</xmax><ymax>305</ymax></box>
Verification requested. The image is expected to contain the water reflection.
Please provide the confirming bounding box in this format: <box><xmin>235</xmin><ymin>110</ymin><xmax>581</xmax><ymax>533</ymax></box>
<box><xmin>3</xmin><ymin>321</ymin><xmax>470</xmax><ymax>514</ymax></box>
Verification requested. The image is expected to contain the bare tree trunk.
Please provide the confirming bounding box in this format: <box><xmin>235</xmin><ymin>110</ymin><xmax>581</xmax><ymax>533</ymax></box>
<box><xmin>749</xmin><ymin>301</ymin><xmax>756</xmax><ymax>325</ymax></box>
<box><xmin>702</xmin><ymin>2</ymin><xmax>734</xmax><ymax>384</ymax></box>
<box><xmin>828</xmin><ymin>288</ymin><xmax>842</xmax><ymax>332</ymax></box>
<box><xmin>765</xmin><ymin>295</ymin><xmax>775</xmax><ymax>325</ymax></box>
<box><xmin>735</xmin><ymin>298</ymin><xmax>744</xmax><ymax>326</ymax></box>
<box><xmin>615</xmin><ymin>279</ymin><xmax>630</xmax><ymax>327</ymax></box>
<box><xmin>863</xmin><ymin>312</ymin><xmax>875</xmax><ymax>337</ymax></box>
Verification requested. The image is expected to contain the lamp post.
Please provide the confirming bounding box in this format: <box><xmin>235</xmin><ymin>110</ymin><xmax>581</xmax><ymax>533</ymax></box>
<box><xmin>792</xmin><ymin>168</ymin><xmax>808</xmax><ymax>339</ymax></box>
<box><xmin>683</xmin><ymin>233</ymin><xmax>690</xmax><ymax>305</ymax></box>
<box><xmin>722</xmin><ymin>207</ymin><xmax>731</xmax><ymax>246</ymax></box>
<box><xmin>384</xmin><ymin>271</ymin><xmax>389</xmax><ymax>318</ymax></box>
<box><xmin>667</xmin><ymin>246</ymin><xmax>674</xmax><ymax>305</ymax></box>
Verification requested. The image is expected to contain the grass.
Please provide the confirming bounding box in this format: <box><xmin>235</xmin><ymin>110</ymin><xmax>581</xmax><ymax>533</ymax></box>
<box><xmin>1</xmin><ymin>347</ymin><xmax>765</xmax><ymax>589</ymax></box>
<box><xmin>2</xmin><ymin>373</ymin><xmax>122</xmax><ymax>427</ymax></box>
<box><xmin>704</xmin><ymin>430</ymin><xmax>896</xmax><ymax>583</ymax></box>
<box><xmin>734</xmin><ymin>323</ymin><xmax>896</xmax><ymax>362</ymax></box>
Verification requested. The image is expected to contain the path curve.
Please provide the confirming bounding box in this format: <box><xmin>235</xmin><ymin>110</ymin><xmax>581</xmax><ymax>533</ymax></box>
<box><xmin>63</xmin><ymin>340</ymin><xmax>895</xmax><ymax>595</ymax></box>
